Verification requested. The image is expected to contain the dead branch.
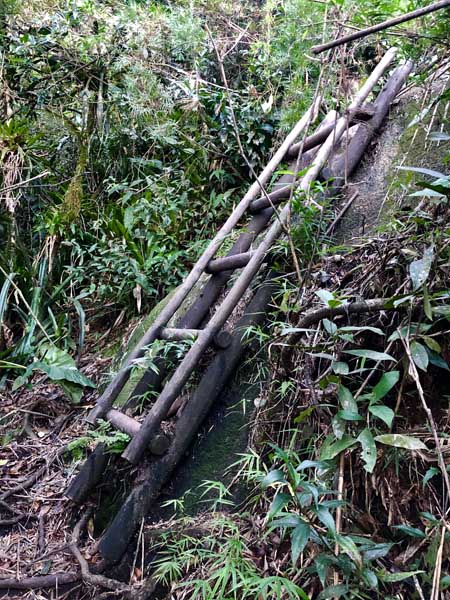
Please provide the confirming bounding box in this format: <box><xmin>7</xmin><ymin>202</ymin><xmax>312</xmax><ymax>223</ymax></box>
<box><xmin>311</xmin><ymin>0</ymin><xmax>450</xmax><ymax>54</ymax></box>
<box><xmin>289</xmin><ymin>297</ymin><xmax>392</xmax><ymax>336</ymax></box>
<box><xmin>69</xmin><ymin>509</ymin><xmax>157</xmax><ymax>599</ymax></box>
<box><xmin>0</xmin><ymin>573</ymin><xmax>80</xmax><ymax>590</ymax></box>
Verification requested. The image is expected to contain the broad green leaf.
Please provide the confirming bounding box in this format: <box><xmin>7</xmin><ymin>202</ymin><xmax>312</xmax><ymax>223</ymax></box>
<box><xmin>369</xmin><ymin>404</ymin><xmax>395</xmax><ymax>428</ymax></box>
<box><xmin>362</xmin><ymin>568</ymin><xmax>378</xmax><ymax>589</ymax></box>
<box><xmin>332</xmin><ymin>361</ymin><xmax>349</xmax><ymax>375</ymax></box>
<box><xmin>344</xmin><ymin>349</ymin><xmax>395</xmax><ymax>362</ymax></box>
<box><xmin>338</xmin><ymin>325</ymin><xmax>384</xmax><ymax>335</ymax></box>
<box><xmin>332</xmin><ymin>415</ymin><xmax>346</xmax><ymax>440</ymax></box>
<box><xmin>268</xmin><ymin>493</ymin><xmax>291</xmax><ymax>518</ymax></box>
<box><xmin>271</xmin><ymin>514</ymin><xmax>302</xmax><ymax>528</ymax></box>
<box><xmin>363</xmin><ymin>543</ymin><xmax>393</xmax><ymax>561</ymax></box>
<box><xmin>393</xmin><ymin>525</ymin><xmax>426</xmax><ymax>539</ymax></box>
<box><xmin>320</xmin><ymin>434</ymin><xmax>357</xmax><ymax>460</ymax></box>
<box><xmin>422</xmin><ymin>466</ymin><xmax>439</xmax><ymax>489</ymax></box>
<box><xmin>372</xmin><ymin>371</ymin><xmax>400</xmax><ymax>401</ymax></box>
<box><xmin>339</xmin><ymin>385</ymin><xmax>358</xmax><ymax>412</ymax></box>
<box><xmin>427</xmin><ymin>349</ymin><xmax>450</xmax><ymax>371</ymax></box>
<box><xmin>336</xmin><ymin>410</ymin><xmax>363</xmax><ymax>421</ymax></box>
<box><xmin>315</xmin><ymin>555</ymin><xmax>331</xmax><ymax>586</ymax></box>
<box><xmin>409</xmin><ymin>245</ymin><xmax>434</xmax><ymax>290</ymax></box>
<box><xmin>323</xmin><ymin>318</ymin><xmax>337</xmax><ymax>335</ymax></box>
<box><xmin>374</xmin><ymin>434</ymin><xmax>426</xmax><ymax>450</ymax></box>
<box><xmin>261</xmin><ymin>469</ymin><xmax>286</xmax><ymax>489</ymax></box>
<box><xmin>410</xmin><ymin>341</ymin><xmax>429</xmax><ymax>371</ymax></box>
<box><xmin>378</xmin><ymin>570</ymin><xmax>424</xmax><ymax>582</ymax></box>
<box><xmin>296</xmin><ymin>460</ymin><xmax>330</xmax><ymax>471</ymax></box>
<box><xmin>291</xmin><ymin>522</ymin><xmax>310</xmax><ymax>564</ymax></box>
<box><xmin>38</xmin><ymin>345</ymin><xmax>95</xmax><ymax>388</ymax></box>
<box><xmin>423</xmin><ymin>336</ymin><xmax>440</xmax><ymax>353</ymax></box>
<box><xmin>294</xmin><ymin>406</ymin><xmax>316</xmax><ymax>423</ymax></box>
<box><xmin>358</xmin><ymin>428</ymin><xmax>377</xmax><ymax>473</ymax></box>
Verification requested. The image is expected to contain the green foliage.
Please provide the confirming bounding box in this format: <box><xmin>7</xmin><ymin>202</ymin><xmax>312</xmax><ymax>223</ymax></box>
<box><xmin>66</xmin><ymin>420</ymin><xmax>129</xmax><ymax>460</ymax></box>
<box><xmin>152</xmin><ymin>512</ymin><xmax>308</xmax><ymax>600</ymax></box>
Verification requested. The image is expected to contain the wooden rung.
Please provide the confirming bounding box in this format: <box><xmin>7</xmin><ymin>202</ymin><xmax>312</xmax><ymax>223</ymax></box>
<box><xmin>206</xmin><ymin>251</ymin><xmax>253</xmax><ymax>274</ymax></box>
<box><xmin>160</xmin><ymin>327</ymin><xmax>200</xmax><ymax>341</ymax></box>
<box><xmin>160</xmin><ymin>326</ymin><xmax>232</xmax><ymax>349</ymax></box>
<box><xmin>107</xmin><ymin>409</ymin><xmax>171</xmax><ymax>455</ymax></box>
<box><xmin>249</xmin><ymin>184</ymin><xmax>291</xmax><ymax>214</ymax></box>
<box><xmin>107</xmin><ymin>409</ymin><xmax>141</xmax><ymax>436</ymax></box>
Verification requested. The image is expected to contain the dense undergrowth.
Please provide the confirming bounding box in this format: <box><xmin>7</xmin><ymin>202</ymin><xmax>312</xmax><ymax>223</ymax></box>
<box><xmin>1</xmin><ymin>0</ymin><xmax>450</xmax><ymax>599</ymax></box>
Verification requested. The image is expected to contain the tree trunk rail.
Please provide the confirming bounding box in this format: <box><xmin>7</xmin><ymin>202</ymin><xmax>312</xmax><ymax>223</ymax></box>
<box><xmin>65</xmin><ymin>48</ymin><xmax>413</xmax><ymax>563</ymax></box>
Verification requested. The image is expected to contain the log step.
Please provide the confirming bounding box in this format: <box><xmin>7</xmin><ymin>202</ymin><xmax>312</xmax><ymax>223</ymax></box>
<box><xmin>107</xmin><ymin>408</ymin><xmax>140</xmax><ymax>436</ymax></box>
<box><xmin>160</xmin><ymin>327</ymin><xmax>232</xmax><ymax>349</ymax></box>
<box><xmin>206</xmin><ymin>251</ymin><xmax>253</xmax><ymax>274</ymax></box>
<box><xmin>106</xmin><ymin>409</ymin><xmax>171</xmax><ymax>455</ymax></box>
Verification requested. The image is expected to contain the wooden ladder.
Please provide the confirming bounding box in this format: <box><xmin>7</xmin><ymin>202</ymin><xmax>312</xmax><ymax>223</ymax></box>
<box><xmin>82</xmin><ymin>48</ymin><xmax>399</xmax><ymax>467</ymax></box>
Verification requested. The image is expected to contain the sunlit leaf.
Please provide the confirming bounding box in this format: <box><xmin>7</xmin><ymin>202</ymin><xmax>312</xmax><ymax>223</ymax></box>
<box><xmin>409</xmin><ymin>245</ymin><xmax>434</xmax><ymax>290</ymax></box>
<box><xmin>358</xmin><ymin>428</ymin><xmax>377</xmax><ymax>473</ymax></box>
<box><xmin>374</xmin><ymin>434</ymin><xmax>426</xmax><ymax>450</ymax></box>
<box><xmin>372</xmin><ymin>371</ymin><xmax>400</xmax><ymax>401</ymax></box>
<box><xmin>369</xmin><ymin>404</ymin><xmax>395</xmax><ymax>428</ymax></box>
<box><xmin>344</xmin><ymin>349</ymin><xmax>395</xmax><ymax>362</ymax></box>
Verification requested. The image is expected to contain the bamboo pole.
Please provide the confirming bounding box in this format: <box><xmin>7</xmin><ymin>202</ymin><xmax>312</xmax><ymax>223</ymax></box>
<box><xmin>311</xmin><ymin>0</ymin><xmax>450</xmax><ymax>54</ymax></box>
<box><xmin>122</xmin><ymin>48</ymin><xmax>398</xmax><ymax>465</ymax></box>
<box><xmin>87</xmin><ymin>99</ymin><xmax>321</xmax><ymax>425</ymax></box>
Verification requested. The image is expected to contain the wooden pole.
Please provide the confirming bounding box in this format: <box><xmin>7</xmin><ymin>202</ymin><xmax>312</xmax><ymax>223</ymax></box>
<box><xmin>311</xmin><ymin>0</ymin><xmax>450</xmax><ymax>54</ymax></box>
<box><xmin>122</xmin><ymin>48</ymin><xmax>398</xmax><ymax>465</ymax></box>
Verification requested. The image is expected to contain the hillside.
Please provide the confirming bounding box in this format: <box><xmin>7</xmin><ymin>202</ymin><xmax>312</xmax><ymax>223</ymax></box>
<box><xmin>1</xmin><ymin>1</ymin><xmax>450</xmax><ymax>599</ymax></box>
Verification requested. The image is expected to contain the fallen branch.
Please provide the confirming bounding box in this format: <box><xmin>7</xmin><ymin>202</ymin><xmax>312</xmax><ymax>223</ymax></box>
<box><xmin>290</xmin><ymin>297</ymin><xmax>392</xmax><ymax>335</ymax></box>
<box><xmin>311</xmin><ymin>0</ymin><xmax>450</xmax><ymax>54</ymax></box>
<box><xmin>69</xmin><ymin>509</ymin><xmax>129</xmax><ymax>593</ymax></box>
<box><xmin>69</xmin><ymin>509</ymin><xmax>158</xmax><ymax>599</ymax></box>
<box><xmin>0</xmin><ymin>573</ymin><xmax>80</xmax><ymax>590</ymax></box>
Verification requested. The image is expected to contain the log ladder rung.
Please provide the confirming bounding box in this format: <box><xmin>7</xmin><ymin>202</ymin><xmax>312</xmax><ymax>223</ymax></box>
<box><xmin>106</xmin><ymin>408</ymin><xmax>171</xmax><ymax>455</ymax></box>
<box><xmin>206</xmin><ymin>251</ymin><xmax>254</xmax><ymax>274</ymax></box>
<box><xmin>159</xmin><ymin>327</ymin><xmax>232</xmax><ymax>348</ymax></box>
